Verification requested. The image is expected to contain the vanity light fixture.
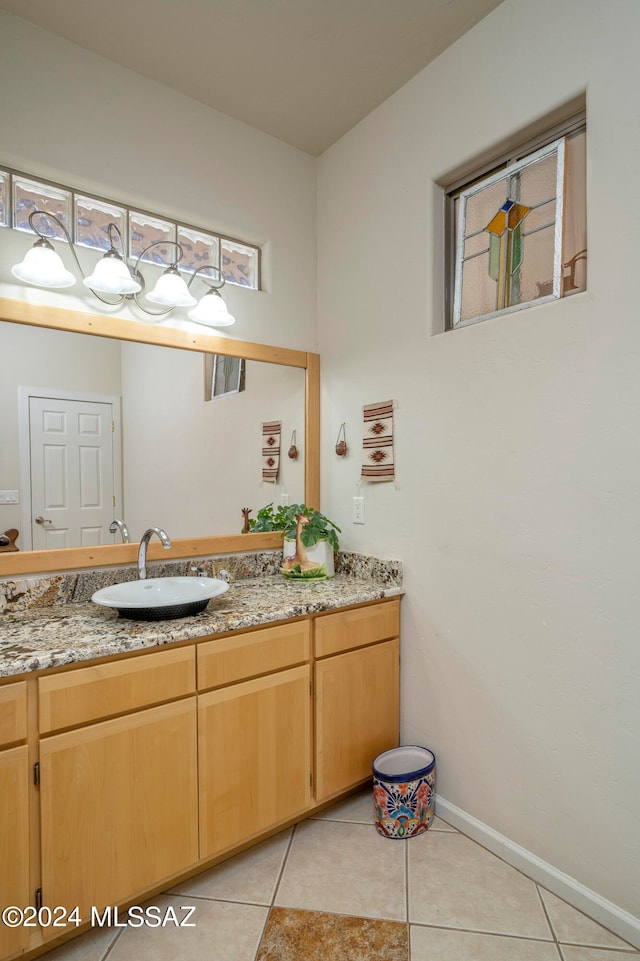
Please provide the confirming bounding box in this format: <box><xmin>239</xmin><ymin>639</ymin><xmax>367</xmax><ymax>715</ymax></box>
<box><xmin>83</xmin><ymin>223</ymin><xmax>142</xmax><ymax>296</ymax></box>
<box><xmin>10</xmin><ymin>233</ymin><xmax>76</xmax><ymax>288</ymax></box>
<box><xmin>11</xmin><ymin>210</ymin><xmax>236</xmax><ymax>325</ymax></box>
<box><xmin>187</xmin><ymin>286</ymin><xmax>235</xmax><ymax>327</ymax></box>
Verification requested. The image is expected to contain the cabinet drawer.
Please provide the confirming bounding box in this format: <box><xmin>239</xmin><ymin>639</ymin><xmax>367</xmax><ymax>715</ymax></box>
<box><xmin>314</xmin><ymin>599</ymin><xmax>400</xmax><ymax>658</ymax></box>
<box><xmin>39</xmin><ymin>646</ymin><xmax>196</xmax><ymax>733</ymax></box>
<box><xmin>0</xmin><ymin>681</ymin><xmax>27</xmax><ymax>748</ymax></box>
<box><xmin>197</xmin><ymin>620</ymin><xmax>310</xmax><ymax>691</ymax></box>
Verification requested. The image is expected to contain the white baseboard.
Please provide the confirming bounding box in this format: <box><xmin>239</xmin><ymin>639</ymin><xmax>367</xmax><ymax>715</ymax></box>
<box><xmin>435</xmin><ymin>795</ymin><xmax>640</xmax><ymax>950</ymax></box>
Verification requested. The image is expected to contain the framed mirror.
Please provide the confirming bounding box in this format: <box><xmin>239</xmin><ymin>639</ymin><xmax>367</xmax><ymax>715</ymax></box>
<box><xmin>0</xmin><ymin>296</ymin><xmax>320</xmax><ymax>577</ymax></box>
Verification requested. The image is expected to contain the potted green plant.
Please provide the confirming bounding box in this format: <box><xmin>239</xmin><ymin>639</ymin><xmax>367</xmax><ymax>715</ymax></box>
<box><xmin>247</xmin><ymin>503</ymin><xmax>341</xmax><ymax>577</ymax></box>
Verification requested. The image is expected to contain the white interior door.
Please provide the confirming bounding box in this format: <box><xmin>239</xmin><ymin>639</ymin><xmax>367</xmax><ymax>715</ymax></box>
<box><xmin>28</xmin><ymin>396</ymin><xmax>117</xmax><ymax>550</ymax></box>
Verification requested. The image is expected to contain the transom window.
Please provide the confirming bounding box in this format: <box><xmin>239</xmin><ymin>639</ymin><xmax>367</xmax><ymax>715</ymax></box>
<box><xmin>0</xmin><ymin>166</ymin><xmax>260</xmax><ymax>291</ymax></box>
<box><xmin>445</xmin><ymin>114</ymin><xmax>586</xmax><ymax>330</ymax></box>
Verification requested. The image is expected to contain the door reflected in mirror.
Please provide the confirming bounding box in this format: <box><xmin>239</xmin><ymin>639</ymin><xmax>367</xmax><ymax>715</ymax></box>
<box><xmin>1</xmin><ymin>321</ymin><xmax>305</xmax><ymax>550</ymax></box>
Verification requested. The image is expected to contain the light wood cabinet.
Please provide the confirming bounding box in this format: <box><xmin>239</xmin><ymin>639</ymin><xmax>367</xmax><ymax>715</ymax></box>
<box><xmin>315</xmin><ymin>600</ymin><xmax>400</xmax><ymax>658</ymax></box>
<box><xmin>197</xmin><ymin>620</ymin><xmax>310</xmax><ymax>691</ymax></box>
<box><xmin>0</xmin><ymin>680</ymin><xmax>27</xmax><ymax>748</ymax></box>
<box><xmin>39</xmin><ymin>646</ymin><xmax>195</xmax><ymax>733</ymax></box>
<box><xmin>1</xmin><ymin>594</ymin><xmax>400</xmax><ymax>961</ymax></box>
<box><xmin>314</xmin><ymin>600</ymin><xmax>400</xmax><ymax>802</ymax></box>
<box><xmin>199</xmin><ymin>664</ymin><xmax>312</xmax><ymax>859</ymax></box>
<box><xmin>0</xmin><ymin>745</ymin><xmax>30</xmax><ymax>960</ymax></box>
<box><xmin>39</xmin><ymin>698</ymin><xmax>198</xmax><ymax>922</ymax></box>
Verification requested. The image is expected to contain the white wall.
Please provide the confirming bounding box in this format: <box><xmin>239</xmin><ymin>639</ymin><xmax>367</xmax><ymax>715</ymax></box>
<box><xmin>120</xmin><ymin>345</ymin><xmax>306</xmax><ymax>536</ymax></box>
<box><xmin>318</xmin><ymin>0</ymin><xmax>640</xmax><ymax>928</ymax></box>
<box><xmin>2</xmin><ymin>0</ymin><xmax>638</xmax><ymax>937</ymax></box>
<box><xmin>0</xmin><ymin>10</ymin><xmax>316</xmax><ymax>548</ymax></box>
<box><xmin>0</xmin><ymin>11</ymin><xmax>317</xmax><ymax>353</ymax></box>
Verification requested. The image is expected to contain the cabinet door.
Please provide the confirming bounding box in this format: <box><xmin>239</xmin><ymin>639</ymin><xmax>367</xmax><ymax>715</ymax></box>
<box><xmin>315</xmin><ymin>638</ymin><xmax>399</xmax><ymax>802</ymax></box>
<box><xmin>199</xmin><ymin>665</ymin><xmax>311</xmax><ymax>860</ymax></box>
<box><xmin>0</xmin><ymin>681</ymin><xmax>27</xmax><ymax>749</ymax></box>
<box><xmin>0</xmin><ymin>746</ymin><xmax>29</xmax><ymax>961</ymax></box>
<box><xmin>39</xmin><ymin>698</ymin><xmax>198</xmax><ymax>920</ymax></box>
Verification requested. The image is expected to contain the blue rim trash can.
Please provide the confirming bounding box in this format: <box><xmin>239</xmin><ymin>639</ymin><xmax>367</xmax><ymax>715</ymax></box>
<box><xmin>372</xmin><ymin>745</ymin><xmax>436</xmax><ymax>839</ymax></box>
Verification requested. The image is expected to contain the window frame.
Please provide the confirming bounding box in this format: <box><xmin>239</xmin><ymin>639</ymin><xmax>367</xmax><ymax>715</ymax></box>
<box><xmin>444</xmin><ymin>112</ymin><xmax>586</xmax><ymax>331</ymax></box>
<box><xmin>0</xmin><ymin>164</ymin><xmax>261</xmax><ymax>291</ymax></box>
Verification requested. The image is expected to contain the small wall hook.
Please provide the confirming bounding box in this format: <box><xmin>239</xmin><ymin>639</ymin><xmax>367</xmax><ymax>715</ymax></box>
<box><xmin>335</xmin><ymin>422</ymin><xmax>348</xmax><ymax>457</ymax></box>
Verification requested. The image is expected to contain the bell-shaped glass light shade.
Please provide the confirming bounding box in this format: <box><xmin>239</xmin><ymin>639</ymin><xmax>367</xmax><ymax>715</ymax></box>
<box><xmin>84</xmin><ymin>252</ymin><xmax>141</xmax><ymax>295</ymax></box>
<box><xmin>188</xmin><ymin>288</ymin><xmax>236</xmax><ymax>327</ymax></box>
<box><xmin>11</xmin><ymin>241</ymin><xmax>76</xmax><ymax>289</ymax></box>
<box><xmin>146</xmin><ymin>267</ymin><xmax>196</xmax><ymax>307</ymax></box>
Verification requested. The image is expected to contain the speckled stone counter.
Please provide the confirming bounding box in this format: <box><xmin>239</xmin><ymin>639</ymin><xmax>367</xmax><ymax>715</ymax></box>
<box><xmin>0</xmin><ymin>552</ymin><xmax>403</xmax><ymax>678</ymax></box>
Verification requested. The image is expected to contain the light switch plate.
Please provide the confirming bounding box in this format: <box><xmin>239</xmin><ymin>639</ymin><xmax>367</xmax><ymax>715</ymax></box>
<box><xmin>0</xmin><ymin>490</ymin><xmax>19</xmax><ymax>505</ymax></box>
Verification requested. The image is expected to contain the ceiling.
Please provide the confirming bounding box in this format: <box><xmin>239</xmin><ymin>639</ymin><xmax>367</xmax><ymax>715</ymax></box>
<box><xmin>0</xmin><ymin>0</ymin><xmax>504</xmax><ymax>156</ymax></box>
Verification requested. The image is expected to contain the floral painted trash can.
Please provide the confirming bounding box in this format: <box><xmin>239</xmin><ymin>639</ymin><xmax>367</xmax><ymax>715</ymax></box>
<box><xmin>372</xmin><ymin>745</ymin><xmax>436</xmax><ymax>839</ymax></box>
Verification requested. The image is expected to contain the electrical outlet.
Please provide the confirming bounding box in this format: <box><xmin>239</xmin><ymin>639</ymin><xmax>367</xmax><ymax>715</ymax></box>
<box><xmin>352</xmin><ymin>496</ymin><xmax>365</xmax><ymax>524</ymax></box>
<box><xmin>280</xmin><ymin>493</ymin><xmax>290</xmax><ymax>506</ymax></box>
<box><xmin>0</xmin><ymin>491</ymin><xmax>19</xmax><ymax>505</ymax></box>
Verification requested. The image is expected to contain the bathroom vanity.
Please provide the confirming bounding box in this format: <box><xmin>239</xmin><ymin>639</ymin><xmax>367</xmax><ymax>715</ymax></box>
<box><xmin>0</xmin><ymin>566</ymin><xmax>401</xmax><ymax>960</ymax></box>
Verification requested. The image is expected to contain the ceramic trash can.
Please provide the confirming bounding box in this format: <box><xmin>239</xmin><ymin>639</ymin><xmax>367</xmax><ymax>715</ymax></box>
<box><xmin>372</xmin><ymin>745</ymin><xmax>436</xmax><ymax>839</ymax></box>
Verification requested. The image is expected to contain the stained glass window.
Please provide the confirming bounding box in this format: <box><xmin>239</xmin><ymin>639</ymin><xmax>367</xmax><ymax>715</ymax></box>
<box><xmin>205</xmin><ymin>354</ymin><xmax>246</xmax><ymax>399</ymax></box>
<box><xmin>447</xmin><ymin>117</ymin><xmax>586</xmax><ymax>330</ymax></box>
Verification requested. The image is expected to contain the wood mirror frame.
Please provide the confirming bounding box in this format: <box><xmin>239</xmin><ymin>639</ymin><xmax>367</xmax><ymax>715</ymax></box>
<box><xmin>0</xmin><ymin>296</ymin><xmax>320</xmax><ymax>578</ymax></box>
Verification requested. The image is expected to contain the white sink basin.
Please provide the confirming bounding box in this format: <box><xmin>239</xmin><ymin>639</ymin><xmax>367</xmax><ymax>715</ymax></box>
<box><xmin>92</xmin><ymin>577</ymin><xmax>229</xmax><ymax>621</ymax></box>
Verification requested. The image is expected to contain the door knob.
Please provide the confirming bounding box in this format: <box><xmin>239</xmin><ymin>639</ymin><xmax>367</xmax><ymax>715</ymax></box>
<box><xmin>35</xmin><ymin>515</ymin><xmax>53</xmax><ymax>526</ymax></box>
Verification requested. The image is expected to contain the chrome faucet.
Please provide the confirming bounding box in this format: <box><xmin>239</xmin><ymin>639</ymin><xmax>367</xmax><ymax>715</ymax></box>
<box><xmin>109</xmin><ymin>518</ymin><xmax>131</xmax><ymax>543</ymax></box>
<box><xmin>137</xmin><ymin>527</ymin><xmax>171</xmax><ymax>579</ymax></box>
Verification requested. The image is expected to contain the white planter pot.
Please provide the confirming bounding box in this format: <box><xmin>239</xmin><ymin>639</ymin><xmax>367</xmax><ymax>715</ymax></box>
<box><xmin>282</xmin><ymin>538</ymin><xmax>335</xmax><ymax>577</ymax></box>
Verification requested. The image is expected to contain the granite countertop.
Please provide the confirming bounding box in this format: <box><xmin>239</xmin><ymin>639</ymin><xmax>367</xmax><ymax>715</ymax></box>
<box><xmin>0</xmin><ymin>572</ymin><xmax>403</xmax><ymax>678</ymax></box>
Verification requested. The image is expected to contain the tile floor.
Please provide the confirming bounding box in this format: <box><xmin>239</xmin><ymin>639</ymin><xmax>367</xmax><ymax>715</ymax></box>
<box><xmin>42</xmin><ymin>790</ymin><xmax>639</xmax><ymax>961</ymax></box>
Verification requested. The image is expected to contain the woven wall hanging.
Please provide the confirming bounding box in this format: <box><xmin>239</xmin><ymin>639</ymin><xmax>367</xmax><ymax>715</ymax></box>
<box><xmin>262</xmin><ymin>420</ymin><xmax>281</xmax><ymax>483</ymax></box>
<box><xmin>361</xmin><ymin>401</ymin><xmax>395</xmax><ymax>482</ymax></box>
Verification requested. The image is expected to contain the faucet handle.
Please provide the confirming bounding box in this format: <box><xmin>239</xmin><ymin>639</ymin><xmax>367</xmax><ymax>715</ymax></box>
<box><xmin>190</xmin><ymin>564</ymin><xmax>207</xmax><ymax>577</ymax></box>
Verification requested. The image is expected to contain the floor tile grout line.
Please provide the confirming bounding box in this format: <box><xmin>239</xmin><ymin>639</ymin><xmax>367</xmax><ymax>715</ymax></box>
<box><xmin>557</xmin><ymin>944</ymin><xmax>640</xmax><ymax>956</ymax></box>
<box><xmin>311</xmin><ymin>816</ymin><xmax>457</xmax><ymax>833</ymax></box>
<box><xmin>270</xmin><ymin>825</ymin><xmax>297</xmax><ymax>908</ymax></box>
<box><xmin>535</xmin><ymin>882</ymin><xmax>640</xmax><ymax>953</ymax></box>
<box><xmin>408</xmin><ymin>919</ymin><xmax>559</xmax><ymax>943</ymax></box>
<box><xmin>166</xmin><ymin>891</ymin><xmax>274</xmax><ymax>909</ymax></box>
<box><xmin>297</xmin><ymin>811</ymin><xmax>638</xmax><ymax>953</ymax></box>
<box><xmin>249</xmin><ymin>827</ymin><xmax>296</xmax><ymax>961</ymax></box>
<box><xmin>100</xmin><ymin>926</ymin><xmax>125</xmax><ymax>960</ymax></box>
<box><xmin>442</xmin><ymin>825</ymin><xmax>640</xmax><ymax>953</ymax></box>
<box><xmin>409</xmin><ymin>829</ymin><xmax>563</xmax><ymax>945</ymax></box>
<box><xmin>536</xmin><ymin>880</ymin><xmax>563</xmax><ymax>957</ymax></box>
<box><xmin>310</xmin><ymin>817</ymin><xmax>373</xmax><ymax>825</ymax></box>
<box><xmin>431</xmin><ymin>819</ymin><xmax>615</xmax><ymax>936</ymax></box>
